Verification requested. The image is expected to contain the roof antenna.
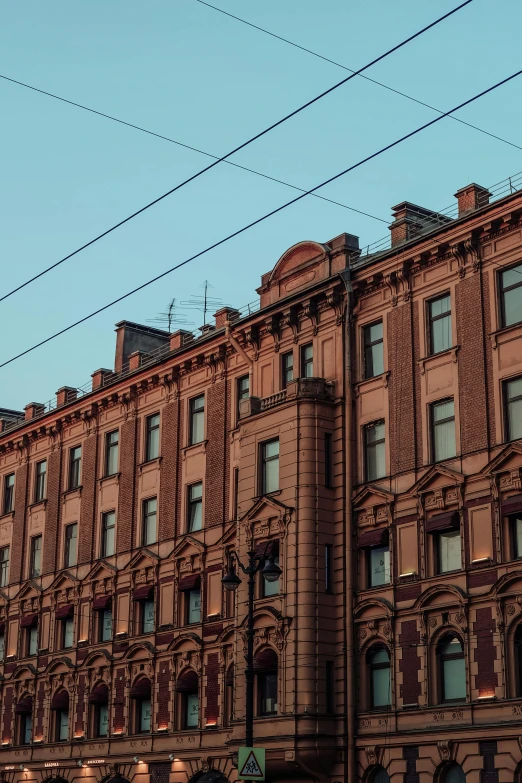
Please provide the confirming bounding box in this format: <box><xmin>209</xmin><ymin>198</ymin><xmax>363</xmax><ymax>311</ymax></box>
<box><xmin>180</xmin><ymin>280</ymin><xmax>228</xmax><ymax>325</ymax></box>
<box><xmin>147</xmin><ymin>298</ymin><xmax>194</xmax><ymax>332</ymax></box>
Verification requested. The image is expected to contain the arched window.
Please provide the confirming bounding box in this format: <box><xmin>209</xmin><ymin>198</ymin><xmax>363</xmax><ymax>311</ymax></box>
<box><xmin>89</xmin><ymin>682</ymin><xmax>109</xmax><ymax>738</ymax></box>
<box><xmin>50</xmin><ymin>689</ymin><xmax>69</xmax><ymax>741</ymax></box>
<box><xmin>437</xmin><ymin>635</ymin><xmax>466</xmax><ymax>703</ymax></box>
<box><xmin>367</xmin><ymin>646</ymin><xmax>391</xmax><ymax>709</ymax></box>
<box><xmin>442</xmin><ymin>763</ymin><xmax>465</xmax><ymax>783</ymax></box>
<box><xmin>253</xmin><ymin>648</ymin><xmax>278</xmax><ymax>715</ymax></box>
<box><xmin>369</xmin><ymin>765</ymin><xmax>390</xmax><ymax>783</ymax></box>
<box><xmin>130</xmin><ymin>677</ymin><xmax>151</xmax><ymax>733</ymax></box>
<box><xmin>176</xmin><ymin>670</ymin><xmax>199</xmax><ymax>729</ymax></box>
<box><xmin>15</xmin><ymin>694</ymin><xmax>32</xmax><ymax>745</ymax></box>
<box><xmin>515</xmin><ymin>625</ymin><xmax>522</xmax><ymax>697</ymax></box>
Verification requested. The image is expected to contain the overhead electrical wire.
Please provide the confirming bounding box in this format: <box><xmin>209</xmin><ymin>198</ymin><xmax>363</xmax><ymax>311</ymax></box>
<box><xmin>0</xmin><ymin>0</ymin><xmax>474</xmax><ymax>305</ymax></box>
<box><xmin>1</xmin><ymin>65</ymin><xmax>520</xmax><ymax>371</ymax></box>
<box><xmin>0</xmin><ymin>73</ymin><xmax>388</xmax><ymax>227</ymax></box>
<box><xmin>196</xmin><ymin>0</ymin><xmax>522</xmax><ymax>155</ymax></box>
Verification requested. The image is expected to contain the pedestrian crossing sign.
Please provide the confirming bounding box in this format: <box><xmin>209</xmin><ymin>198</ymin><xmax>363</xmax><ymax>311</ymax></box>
<box><xmin>238</xmin><ymin>747</ymin><xmax>265</xmax><ymax>780</ymax></box>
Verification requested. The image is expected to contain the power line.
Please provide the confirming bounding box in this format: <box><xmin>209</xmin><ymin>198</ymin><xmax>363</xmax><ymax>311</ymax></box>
<box><xmin>0</xmin><ymin>65</ymin><xmax>519</xmax><ymax>371</ymax></box>
<box><xmin>0</xmin><ymin>73</ymin><xmax>388</xmax><ymax>227</ymax></box>
<box><xmin>0</xmin><ymin>0</ymin><xmax>473</xmax><ymax>305</ymax></box>
<box><xmin>196</xmin><ymin>0</ymin><xmax>522</xmax><ymax>155</ymax></box>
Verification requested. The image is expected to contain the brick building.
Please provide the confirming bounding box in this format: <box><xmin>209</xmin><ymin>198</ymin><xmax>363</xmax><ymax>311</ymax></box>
<box><xmin>0</xmin><ymin>174</ymin><xmax>521</xmax><ymax>783</ymax></box>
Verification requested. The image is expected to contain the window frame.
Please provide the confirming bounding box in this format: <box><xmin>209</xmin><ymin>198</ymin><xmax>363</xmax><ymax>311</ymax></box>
<box><xmin>144</xmin><ymin>413</ymin><xmax>160</xmax><ymax>462</ymax></box>
<box><xmin>34</xmin><ymin>460</ymin><xmax>47</xmax><ymax>503</ymax></box>
<box><xmin>142</xmin><ymin>497</ymin><xmax>157</xmax><ymax>546</ymax></box>
<box><xmin>29</xmin><ymin>535</ymin><xmax>42</xmax><ymax>579</ymax></box>
<box><xmin>64</xmin><ymin>523</ymin><xmax>78</xmax><ymax>568</ymax></box>
<box><xmin>427</xmin><ymin>292</ymin><xmax>452</xmax><ymax>356</ymax></box>
<box><xmin>61</xmin><ymin>616</ymin><xmax>75</xmax><ymax>650</ymax></box>
<box><xmin>362</xmin><ymin>320</ymin><xmax>384</xmax><ymax>380</ymax></box>
<box><xmin>186</xmin><ymin>588</ymin><xmax>201</xmax><ymax>625</ymax></box>
<box><xmin>300</xmin><ymin>343</ymin><xmax>314</xmax><ymax>378</ymax></box>
<box><xmin>19</xmin><ymin>710</ymin><xmax>32</xmax><ymax>746</ymax></box>
<box><xmin>435</xmin><ymin>528</ymin><xmax>461</xmax><ymax>575</ymax></box>
<box><xmin>141</xmin><ymin>598</ymin><xmax>155</xmax><ymax>635</ymax></box>
<box><xmin>237</xmin><ymin>375</ymin><xmax>250</xmax><ymax>418</ymax></box>
<box><xmin>98</xmin><ymin>607</ymin><xmax>113</xmax><ymax>643</ymax></box>
<box><xmin>104</xmin><ymin>430</ymin><xmax>119</xmax><ymax>476</ymax></box>
<box><xmin>3</xmin><ymin>473</ymin><xmax>15</xmax><ymax>514</ymax></box>
<box><xmin>511</xmin><ymin>514</ymin><xmax>522</xmax><ymax>561</ymax></box>
<box><xmin>437</xmin><ymin>634</ymin><xmax>466</xmax><ymax>704</ymax></box>
<box><xmin>366</xmin><ymin>544</ymin><xmax>391</xmax><ymax>589</ymax></box>
<box><xmin>504</xmin><ymin>375</ymin><xmax>522</xmax><ymax>443</ymax></box>
<box><xmin>367</xmin><ymin>645</ymin><xmax>391</xmax><ymax>710</ymax></box>
<box><xmin>189</xmin><ymin>395</ymin><xmax>205</xmax><ymax>446</ymax></box>
<box><xmin>101</xmin><ymin>510</ymin><xmax>116</xmax><ymax>558</ymax></box>
<box><xmin>258</xmin><ymin>670</ymin><xmax>278</xmax><ymax>716</ymax></box>
<box><xmin>260</xmin><ymin>438</ymin><xmax>280</xmax><ymax>495</ymax></box>
<box><xmin>363</xmin><ymin>420</ymin><xmax>386</xmax><ymax>481</ymax></box>
<box><xmin>430</xmin><ymin>398</ymin><xmax>457</xmax><ymax>463</ymax></box>
<box><xmin>0</xmin><ymin>545</ymin><xmax>9</xmax><ymax>588</ymax></box>
<box><xmin>187</xmin><ymin>482</ymin><xmax>203</xmax><ymax>533</ymax></box>
<box><xmin>68</xmin><ymin>446</ymin><xmax>82</xmax><ymax>490</ymax></box>
<box><xmin>281</xmin><ymin>351</ymin><xmax>294</xmax><ymax>389</ymax></box>
<box><xmin>499</xmin><ymin>261</ymin><xmax>522</xmax><ymax>329</ymax></box>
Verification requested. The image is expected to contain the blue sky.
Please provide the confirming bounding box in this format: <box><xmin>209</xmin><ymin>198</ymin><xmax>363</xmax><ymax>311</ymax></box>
<box><xmin>1</xmin><ymin>0</ymin><xmax>521</xmax><ymax>410</ymax></box>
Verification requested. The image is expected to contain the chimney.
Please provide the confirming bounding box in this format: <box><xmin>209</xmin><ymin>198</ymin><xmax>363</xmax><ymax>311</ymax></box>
<box><xmin>199</xmin><ymin>324</ymin><xmax>216</xmax><ymax>336</ymax></box>
<box><xmin>114</xmin><ymin>321</ymin><xmax>170</xmax><ymax>373</ymax></box>
<box><xmin>24</xmin><ymin>402</ymin><xmax>45</xmax><ymax>421</ymax></box>
<box><xmin>170</xmin><ymin>330</ymin><xmax>194</xmax><ymax>351</ymax></box>
<box><xmin>91</xmin><ymin>368</ymin><xmax>113</xmax><ymax>391</ymax></box>
<box><xmin>128</xmin><ymin>351</ymin><xmax>145</xmax><ymax>371</ymax></box>
<box><xmin>389</xmin><ymin>202</ymin><xmax>452</xmax><ymax>247</ymax></box>
<box><xmin>56</xmin><ymin>387</ymin><xmax>78</xmax><ymax>407</ymax></box>
<box><xmin>0</xmin><ymin>408</ymin><xmax>24</xmax><ymax>432</ymax></box>
<box><xmin>454</xmin><ymin>183</ymin><xmax>491</xmax><ymax>217</ymax></box>
<box><xmin>214</xmin><ymin>307</ymin><xmax>240</xmax><ymax>329</ymax></box>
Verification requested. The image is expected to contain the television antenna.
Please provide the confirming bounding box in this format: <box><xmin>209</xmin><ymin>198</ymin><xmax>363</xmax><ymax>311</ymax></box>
<box><xmin>146</xmin><ymin>298</ymin><xmax>194</xmax><ymax>332</ymax></box>
<box><xmin>180</xmin><ymin>280</ymin><xmax>228</xmax><ymax>325</ymax></box>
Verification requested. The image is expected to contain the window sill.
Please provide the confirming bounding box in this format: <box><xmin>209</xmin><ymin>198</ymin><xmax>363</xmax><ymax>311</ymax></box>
<box><xmin>355</xmin><ymin>371</ymin><xmax>390</xmax><ymax>393</ymax></box>
<box><xmin>63</xmin><ymin>486</ymin><xmax>82</xmax><ymax>498</ymax></box>
<box><xmin>99</xmin><ymin>472</ymin><xmax>121</xmax><ymax>484</ymax></box>
<box><xmin>0</xmin><ymin>511</ymin><xmax>14</xmax><ymax>522</ymax></box>
<box><xmin>490</xmin><ymin>321</ymin><xmax>522</xmax><ymax>349</ymax></box>
<box><xmin>28</xmin><ymin>499</ymin><xmax>47</xmax><ymax>511</ymax></box>
<box><xmin>138</xmin><ymin>458</ymin><xmax>162</xmax><ymax>472</ymax></box>
<box><xmin>418</xmin><ymin>345</ymin><xmax>459</xmax><ymax>375</ymax></box>
<box><xmin>181</xmin><ymin>440</ymin><xmax>208</xmax><ymax>454</ymax></box>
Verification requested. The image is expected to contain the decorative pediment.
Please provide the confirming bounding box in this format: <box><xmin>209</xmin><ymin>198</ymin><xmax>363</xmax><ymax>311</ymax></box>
<box><xmin>83</xmin><ymin>650</ymin><xmax>112</xmax><ymax>668</ymax></box>
<box><xmin>85</xmin><ymin>559</ymin><xmax>118</xmax><ymax>581</ymax></box>
<box><xmin>353</xmin><ymin>485</ymin><xmax>394</xmax><ymax>527</ymax></box>
<box><xmin>416</xmin><ymin>584</ymin><xmax>467</xmax><ymax>610</ymax></box>
<box><xmin>127</xmin><ymin>548</ymin><xmax>160</xmax><ymax>572</ymax></box>
<box><xmin>171</xmin><ymin>535</ymin><xmax>206</xmax><ymax>559</ymax></box>
<box><xmin>481</xmin><ymin>443</ymin><xmax>522</xmax><ymax>479</ymax></box>
<box><xmin>268</xmin><ymin>241</ymin><xmax>329</xmax><ymax>284</ymax></box>
<box><xmin>217</xmin><ymin>522</ymin><xmax>237</xmax><ymax>549</ymax></box>
<box><xmin>409</xmin><ymin>465</ymin><xmax>464</xmax><ymax>496</ymax></box>
<box><xmin>124</xmin><ymin>641</ymin><xmax>155</xmax><ymax>660</ymax></box>
<box><xmin>241</xmin><ymin>495</ymin><xmax>293</xmax><ymax>524</ymax></box>
<box><xmin>14</xmin><ymin>580</ymin><xmax>43</xmax><ymax>602</ymax></box>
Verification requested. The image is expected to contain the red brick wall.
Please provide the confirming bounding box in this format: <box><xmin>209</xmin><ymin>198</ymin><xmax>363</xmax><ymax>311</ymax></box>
<box><xmin>399</xmin><ymin>620</ymin><xmax>421</xmax><ymax>704</ymax></box>
<box><xmin>43</xmin><ymin>448</ymin><xmax>63</xmax><ymax>575</ymax></box>
<box><xmin>78</xmin><ymin>434</ymin><xmax>98</xmax><ymax>563</ymax></box>
<box><xmin>10</xmin><ymin>462</ymin><xmax>29</xmax><ymax>583</ymax></box>
<box><xmin>118</xmin><ymin>418</ymin><xmax>138</xmax><ymax>552</ymax></box>
<box><xmin>159</xmin><ymin>401</ymin><xmax>179</xmax><ymax>541</ymax></box>
<box><xmin>205</xmin><ymin>382</ymin><xmax>227</xmax><ymax>527</ymax></box>
<box><xmin>473</xmin><ymin>607</ymin><xmax>498</xmax><ymax>693</ymax></box>
<box><xmin>387</xmin><ymin>304</ymin><xmax>416</xmax><ymax>475</ymax></box>
<box><xmin>156</xmin><ymin>661</ymin><xmax>171</xmax><ymax>728</ymax></box>
<box><xmin>204</xmin><ymin>652</ymin><xmax>220</xmax><ymax>724</ymax></box>
<box><xmin>113</xmin><ymin>667</ymin><xmax>126</xmax><ymax>732</ymax></box>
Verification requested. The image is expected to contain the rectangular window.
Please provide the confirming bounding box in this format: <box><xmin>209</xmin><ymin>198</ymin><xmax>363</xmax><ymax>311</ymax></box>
<box><xmin>233</xmin><ymin>467</ymin><xmax>240</xmax><ymax>520</ymax></box>
<box><xmin>97</xmin><ymin>704</ymin><xmax>109</xmax><ymax>737</ymax></box>
<box><xmin>142</xmin><ymin>498</ymin><xmax>157</xmax><ymax>546</ymax></box>
<box><xmin>281</xmin><ymin>351</ymin><xmax>294</xmax><ymax>388</ymax></box>
<box><xmin>500</xmin><ymin>261</ymin><xmax>522</xmax><ymax>328</ymax></box>
<box><xmin>101</xmin><ymin>511</ymin><xmax>116</xmax><ymax>558</ymax></box>
<box><xmin>64</xmin><ymin>523</ymin><xmax>78</xmax><ymax>568</ymax></box>
<box><xmin>138</xmin><ymin>698</ymin><xmax>151</xmax><ymax>732</ymax></box>
<box><xmin>185</xmin><ymin>693</ymin><xmax>199</xmax><ymax>728</ymax></box>
<box><xmin>367</xmin><ymin>545</ymin><xmax>390</xmax><ymax>588</ymax></box>
<box><xmin>30</xmin><ymin>535</ymin><xmax>42</xmax><ymax>579</ymax></box>
<box><xmin>3</xmin><ymin>473</ymin><xmax>14</xmax><ymax>514</ymax></box>
<box><xmin>100</xmin><ymin>608</ymin><xmax>112</xmax><ymax>642</ymax></box>
<box><xmin>505</xmin><ymin>376</ymin><xmax>522</xmax><ymax>442</ymax></box>
<box><xmin>237</xmin><ymin>375</ymin><xmax>250</xmax><ymax>417</ymax></box>
<box><xmin>436</xmin><ymin>529</ymin><xmax>461</xmax><ymax>574</ymax></box>
<box><xmin>325</xmin><ymin>661</ymin><xmax>334</xmax><ymax>714</ymax></box>
<box><xmin>428</xmin><ymin>293</ymin><xmax>452</xmax><ymax>355</ymax></box>
<box><xmin>105</xmin><ymin>430</ymin><xmax>119</xmax><ymax>476</ymax></box>
<box><xmin>188</xmin><ymin>589</ymin><xmax>201</xmax><ymax>624</ymax></box>
<box><xmin>22</xmin><ymin>714</ymin><xmax>32</xmax><ymax>745</ymax></box>
<box><xmin>0</xmin><ymin>633</ymin><xmax>4</xmax><ymax>660</ymax></box>
<box><xmin>63</xmin><ymin>617</ymin><xmax>74</xmax><ymax>648</ymax></box>
<box><xmin>259</xmin><ymin>672</ymin><xmax>278</xmax><ymax>715</ymax></box>
<box><xmin>58</xmin><ymin>709</ymin><xmax>69</xmax><ymax>741</ymax></box>
<box><xmin>69</xmin><ymin>446</ymin><xmax>82</xmax><ymax>490</ymax></box>
<box><xmin>188</xmin><ymin>483</ymin><xmax>203</xmax><ymax>532</ymax></box>
<box><xmin>261</xmin><ymin>439</ymin><xmax>279</xmax><ymax>494</ymax></box>
<box><xmin>363</xmin><ymin>321</ymin><xmax>384</xmax><ymax>379</ymax></box>
<box><xmin>432</xmin><ymin>399</ymin><xmax>456</xmax><ymax>462</ymax></box>
<box><xmin>324</xmin><ymin>432</ymin><xmax>333</xmax><ymax>488</ymax></box>
<box><xmin>364</xmin><ymin>421</ymin><xmax>386</xmax><ymax>481</ymax></box>
<box><xmin>512</xmin><ymin>515</ymin><xmax>522</xmax><ymax>560</ymax></box>
<box><xmin>145</xmin><ymin>414</ymin><xmax>160</xmax><ymax>461</ymax></box>
<box><xmin>142</xmin><ymin>599</ymin><xmax>155</xmax><ymax>634</ymax></box>
<box><xmin>300</xmin><ymin>343</ymin><xmax>313</xmax><ymax>378</ymax></box>
<box><xmin>189</xmin><ymin>395</ymin><xmax>205</xmax><ymax>445</ymax></box>
<box><xmin>0</xmin><ymin>546</ymin><xmax>10</xmax><ymax>588</ymax></box>
<box><xmin>261</xmin><ymin>554</ymin><xmax>280</xmax><ymax>598</ymax></box>
<box><xmin>28</xmin><ymin>626</ymin><xmax>38</xmax><ymax>656</ymax></box>
<box><xmin>34</xmin><ymin>460</ymin><xmax>47</xmax><ymax>502</ymax></box>
<box><xmin>325</xmin><ymin>544</ymin><xmax>333</xmax><ymax>593</ymax></box>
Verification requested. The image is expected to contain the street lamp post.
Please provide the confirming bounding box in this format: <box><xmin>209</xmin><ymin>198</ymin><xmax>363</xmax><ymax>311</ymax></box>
<box><xmin>222</xmin><ymin>548</ymin><xmax>282</xmax><ymax>747</ymax></box>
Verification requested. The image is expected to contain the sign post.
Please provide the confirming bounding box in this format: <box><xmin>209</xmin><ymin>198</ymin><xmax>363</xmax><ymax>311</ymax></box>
<box><xmin>237</xmin><ymin>747</ymin><xmax>266</xmax><ymax>781</ymax></box>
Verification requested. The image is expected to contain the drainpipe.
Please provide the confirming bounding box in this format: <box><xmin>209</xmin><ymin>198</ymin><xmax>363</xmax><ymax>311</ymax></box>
<box><xmin>225</xmin><ymin>319</ymin><xmax>254</xmax><ymax>395</ymax></box>
<box><xmin>339</xmin><ymin>268</ymin><xmax>356</xmax><ymax>783</ymax></box>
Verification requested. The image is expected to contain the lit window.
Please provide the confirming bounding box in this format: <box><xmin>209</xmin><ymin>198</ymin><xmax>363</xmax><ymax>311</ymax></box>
<box><xmin>364</xmin><ymin>421</ymin><xmax>386</xmax><ymax>481</ymax></box>
<box><xmin>500</xmin><ymin>261</ymin><xmax>522</xmax><ymax>328</ymax></box>
<box><xmin>428</xmin><ymin>294</ymin><xmax>452</xmax><ymax>355</ymax></box>
<box><xmin>438</xmin><ymin>636</ymin><xmax>466</xmax><ymax>703</ymax></box>
<box><xmin>189</xmin><ymin>396</ymin><xmax>205</xmax><ymax>445</ymax></box>
<box><xmin>188</xmin><ymin>483</ymin><xmax>203</xmax><ymax>532</ymax></box>
<box><xmin>68</xmin><ymin>446</ymin><xmax>82</xmax><ymax>489</ymax></box>
<box><xmin>367</xmin><ymin>647</ymin><xmax>391</xmax><ymax>708</ymax></box>
<box><xmin>431</xmin><ymin>399</ymin><xmax>456</xmax><ymax>461</ymax></box>
<box><xmin>64</xmin><ymin>523</ymin><xmax>78</xmax><ymax>568</ymax></box>
<box><xmin>145</xmin><ymin>414</ymin><xmax>160</xmax><ymax>461</ymax></box>
<box><xmin>261</xmin><ymin>439</ymin><xmax>279</xmax><ymax>494</ymax></box>
<box><xmin>281</xmin><ymin>352</ymin><xmax>294</xmax><ymax>388</ymax></box>
<box><xmin>300</xmin><ymin>344</ymin><xmax>313</xmax><ymax>378</ymax></box>
<box><xmin>142</xmin><ymin>498</ymin><xmax>157</xmax><ymax>546</ymax></box>
<box><xmin>363</xmin><ymin>321</ymin><xmax>384</xmax><ymax>378</ymax></box>
<box><xmin>105</xmin><ymin>430</ymin><xmax>119</xmax><ymax>476</ymax></box>
<box><xmin>34</xmin><ymin>460</ymin><xmax>47</xmax><ymax>502</ymax></box>
<box><xmin>0</xmin><ymin>546</ymin><xmax>9</xmax><ymax>587</ymax></box>
<box><xmin>3</xmin><ymin>473</ymin><xmax>15</xmax><ymax>514</ymax></box>
<box><xmin>436</xmin><ymin>528</ymin><xmax>461</xmax><ymax>573</ymax></box>
<box><xmin>101</xmin><ymin>511</ymin><xmax>116</xmax><ymax>557</ymax></box>
<box><xmin>367</xmin><ymin>545</ymin><xmax>390</xmax><ymax>588</ymax></box>
<box><xmin>505</xmin><ymin>376</ymin><xmax>522</xmax><ymax>442</ymax></box>
<box><xmin>30</xmin><ymin>535</ymin><xmax>42</xmax><ymax>578</ymax></box>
